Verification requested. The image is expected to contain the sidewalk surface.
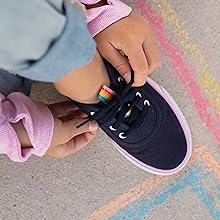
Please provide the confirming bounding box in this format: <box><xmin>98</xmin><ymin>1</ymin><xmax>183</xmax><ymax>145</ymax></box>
<box><xmin>0</xmin><ymin>0</ymin><xmax>219</xmax><ymax>219</ymax></box>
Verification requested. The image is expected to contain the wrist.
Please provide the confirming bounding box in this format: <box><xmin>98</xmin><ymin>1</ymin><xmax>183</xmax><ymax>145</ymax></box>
<box><xmin>11</xmin><ymin>121</ymin><xmax>32</xmax><ymax>148</ymax></box>
<box><xmin>85</xmin><ymin>0</ymin><xmax>107</xmax><ymax>9</ymax></box>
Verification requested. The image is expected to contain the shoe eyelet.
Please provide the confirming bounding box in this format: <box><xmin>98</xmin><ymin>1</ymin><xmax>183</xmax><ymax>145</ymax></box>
<box><xmin>118</xmin><ymin>77</ymin><xmax>123</xmax><ymax>82</ymax></box>
<box><xmin>109</xmin><ymin>125</ymin><xmax>117</xmax><ymax>131</ymax></box>
<box><xmin>90</xmin><ymin>111</ymin><xmax>95</xmax><ymax>116</ymax></box>
<box><xmin>119</xmin><ymin>132</ymin><xmax>126</xmax><ymax>139</ymax></box>
<box><xmin>136</xmin><ymin>92</ymin><xmax>142</xmax><ymax>98</ymax></box>
<box><xmin>144</xmin><ymin>100</ymin><xmax>150</xmax><ymax>106</ymax></box>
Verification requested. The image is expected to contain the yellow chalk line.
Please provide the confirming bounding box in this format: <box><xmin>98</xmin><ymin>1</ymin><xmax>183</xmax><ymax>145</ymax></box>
<box><xmin>152</xmin><ymin>0</ymin><xmax>220</xmax><ymax>111</ymax></box>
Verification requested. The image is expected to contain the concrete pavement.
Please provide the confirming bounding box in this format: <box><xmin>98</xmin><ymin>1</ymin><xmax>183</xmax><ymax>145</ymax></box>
<box><xmin>0</xmin><ymin>0</ymin><xmax>219</xmax><ymax>219</ymax></box>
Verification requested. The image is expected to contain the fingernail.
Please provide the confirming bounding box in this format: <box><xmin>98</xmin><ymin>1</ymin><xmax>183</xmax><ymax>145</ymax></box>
<box><xmin>134</xmin><ymin>76</ymin><xmax>148</xmax><ymax>87</ymax></box>
<box><xmin>89</xmin><ymin>121</ymin><xmax>98</xmax><ymax>132</ymax></box>
<box><xmin>123</xmin><ymin>72</ymin><xmax>131</xmax><ymax>83</ymax></box>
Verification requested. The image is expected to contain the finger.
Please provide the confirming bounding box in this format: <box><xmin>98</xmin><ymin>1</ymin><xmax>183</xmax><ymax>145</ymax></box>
<box><xmin>49</xmin><ymin>101</ymin><xmax>78</xmax><ymax>117</ymax></box>
<box><xmin>59</xmin><ymin>131</ymin><xmax>98</xmax><ymax>158</ymax></box>
<box><xmin>125</xmin><ymin>46</ymin><xmax>149</xmax><ymax>86</ymax></box>
<box><xmin>143</xmin><ymin>40</ymin><xmax>161</xmax><ymax>75</ymax></box>
<box><xmin>98</xmin><ymin>43</ymin><xmax>131</xmax><ymax>80</ymax></box>
<box><xmin>77</xmin><ymin>111</ymin><xmax>88</xmax><ymax>118</ymax></box>
<box><xmin>60</xmin><ymin>110</ymin><xmax>88</xmax><ymax>122</ymax></box>
<box><xmin>62</xmin><ymin>118</ymin><xmax>99</xmax><ymax>142</ymax></box>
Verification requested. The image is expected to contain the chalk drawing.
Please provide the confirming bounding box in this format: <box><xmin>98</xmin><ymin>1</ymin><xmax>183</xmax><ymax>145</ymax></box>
<box><xmin>153</xmin><ymin>0</ymin><xmax>220</xmax><ymax>110</ymax></box>
<box><xmin>108</xmin><ymin>166</ymin><xmax>220</xmax><ymax>220</ymax></box>
<box><xmin>134</xmin><ymin>0</ymin><xmax>220</xmax><ymax>141</ymax></box>
<box><xmin>83</xmin><ymin>146</ymin><xmax>220</xmax><ymax>220</ymax></box>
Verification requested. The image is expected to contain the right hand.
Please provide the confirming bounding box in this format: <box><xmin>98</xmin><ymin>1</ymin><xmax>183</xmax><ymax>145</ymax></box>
<box><xmin>94</xmin><ymin>12</ymin><xmax>161</xmax><ymax>86</ymax></box>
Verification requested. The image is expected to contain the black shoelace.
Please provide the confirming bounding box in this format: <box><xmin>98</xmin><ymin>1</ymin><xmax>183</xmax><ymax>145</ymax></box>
<box><xmin>77</xmin><ymin>71</ymin><xmax>150</xmax><ymax>139</ymax></box>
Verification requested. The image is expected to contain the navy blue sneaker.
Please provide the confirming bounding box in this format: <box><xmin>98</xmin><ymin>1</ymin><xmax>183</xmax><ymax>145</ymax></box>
<box><xmin>73</xmin><ymin>60</ymin><xmax>192</xmax><ymax>175</ymax></box>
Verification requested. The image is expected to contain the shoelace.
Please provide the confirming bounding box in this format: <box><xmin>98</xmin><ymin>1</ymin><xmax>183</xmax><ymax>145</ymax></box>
<box><xmin>77</xmin><ymin>71</ymin><xmax>150</xmax><ymax>139</ymax></box>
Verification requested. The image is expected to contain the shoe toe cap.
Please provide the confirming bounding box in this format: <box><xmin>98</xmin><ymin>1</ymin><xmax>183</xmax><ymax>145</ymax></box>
<box><xmin>130</xmin><ymin>108</ymin><xmax>189</xmax><ymax>171</ymax></box>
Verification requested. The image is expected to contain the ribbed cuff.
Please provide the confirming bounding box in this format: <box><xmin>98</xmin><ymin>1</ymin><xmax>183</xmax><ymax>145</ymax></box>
<box><xmin>86</xmin><ymin>0</ymin><xmax>132</xmax><ymax>37</ymax></box>
<box><xmin>1</xmin><ymin>93</ymin><xmax>54</xmax><ymax>162</ymax></box>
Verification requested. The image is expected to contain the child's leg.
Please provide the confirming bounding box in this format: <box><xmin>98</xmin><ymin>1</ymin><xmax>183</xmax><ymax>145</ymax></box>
<box><xmin>54</xmin><ymin>51</ymin><xmax>110</xmax><ymax>104</ymax></box>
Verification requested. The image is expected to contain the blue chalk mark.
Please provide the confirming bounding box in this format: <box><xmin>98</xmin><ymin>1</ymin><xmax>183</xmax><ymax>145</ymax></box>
<box><xmin>192</xmin><ymin>187</ymin><xmax>215</xmax><ymax>217</ymax></box>
<box><xmin>214</xmin><ymin>186</ymin><xmax>220</xmax><ymax>200</ymax></box>
<box><xmin>108</xmin><ymin>166</ymin><xmax>220</xmax><ymax>220</ymax></box>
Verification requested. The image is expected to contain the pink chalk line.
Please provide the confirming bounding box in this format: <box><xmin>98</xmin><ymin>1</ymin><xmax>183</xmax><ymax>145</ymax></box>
<box><xmin>134</xmin><ymin>0</ymin><xmax>220</xmax><ymax>142</ymax></box>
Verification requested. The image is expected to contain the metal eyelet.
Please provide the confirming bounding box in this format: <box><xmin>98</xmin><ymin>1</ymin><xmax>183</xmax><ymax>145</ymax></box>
<box><xmin>119</xmin><ymin>132</ymin><xmax>126</xmax><ymax>139</ymax></box>
<box><xmin>109</xmin><ymin>125</ymin><xmax>117</xmax><ymax>131</ymax></box>
<box><xmin>118</xmin><ymin>77</ymin><xmax>123</xmax><ymax>82</ymax></box>
<box><xmin>144</xmin><ymin>100</ymin><xmax>150</xmax><ymax>106</ymax></box>
<box><xmin>136</xmin><ymin>92</ymin><xmax>142</xmax><ymax>97</ymax></box>
<box><xmin>90</xmin><ymin>111</ymin><xmax>95</xmax><ymax>116</ymax></box>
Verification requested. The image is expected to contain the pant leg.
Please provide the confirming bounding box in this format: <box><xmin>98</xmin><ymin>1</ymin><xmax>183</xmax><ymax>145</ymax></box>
<box><xmin>0</xmin><ymin>1</ymin><xmax>96</xmax><ymax>83</ymax></box>
<box><xmin>0</xmin><ymin>68</ymin><xmax>31</xmax><ymax>96</ymax></box>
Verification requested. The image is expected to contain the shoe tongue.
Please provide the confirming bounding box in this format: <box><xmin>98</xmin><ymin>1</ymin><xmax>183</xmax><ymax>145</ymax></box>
<box><xmin>97</xmin><ymin>84</ymin><xmax>132</xmax><ymax>117</ymax></box>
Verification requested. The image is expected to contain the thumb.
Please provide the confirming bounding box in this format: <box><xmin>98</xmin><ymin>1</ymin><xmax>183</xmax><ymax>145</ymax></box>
<box><xmin>69</xmin><ymin>119</ymin><xmax>99</xmax><ymax>137</ymax></box>
<box><xmin>51</xmin><ymin>118</ymin><xmax>98</xmax><ymax>148</ymax></box>
<box><xmin>99</xmin><ymin>43</ymin><xmax>131</xmax><ymax>82</ymax></box>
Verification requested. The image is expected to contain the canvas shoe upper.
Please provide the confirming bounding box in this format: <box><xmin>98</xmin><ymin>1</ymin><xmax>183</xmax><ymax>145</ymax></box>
<box><xmin>73</xmin><ymin>60</ymin><xmax>192</xmax><ymax>175</ymax></box>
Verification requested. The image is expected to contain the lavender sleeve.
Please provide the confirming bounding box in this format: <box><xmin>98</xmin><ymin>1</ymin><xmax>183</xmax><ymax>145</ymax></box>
<box><xmin>79</xmin><ymin>0</ymin><xmax>132</xmax><ymax>36</ymax></box>
<box><xmin>0</xmin><ymin>92</ymin><xmax>54</xmax><ymax>162</ymax></box>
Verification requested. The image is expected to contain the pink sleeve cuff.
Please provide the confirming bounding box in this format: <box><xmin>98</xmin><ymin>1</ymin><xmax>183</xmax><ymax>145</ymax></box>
<box><xmin>0</xmin><ymin>93</ymin><xmax>54</xmax><ymax>162</ymax></box>
<box><xmin>83</xmin><ymin>0</ymin><xmax>132</xmax><ymax>37</ymax></box>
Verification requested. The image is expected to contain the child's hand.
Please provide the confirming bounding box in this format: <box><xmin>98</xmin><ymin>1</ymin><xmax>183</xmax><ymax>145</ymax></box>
<box><xmin>13</xmin><ymin>102</ymin><xmax>98</xmax><ymax>159</ymax></box>
<box><xmin>94</xmin><ymin>12</ymin><xmax>161</xmax><ymax>86</ymax></box>
<box><xmin>46</xmin><ymin>102</ymin><xmax>98</xmax><ymax>158</ymax></box>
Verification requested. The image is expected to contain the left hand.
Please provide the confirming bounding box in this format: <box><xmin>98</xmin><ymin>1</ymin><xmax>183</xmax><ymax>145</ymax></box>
<box><xmin>94</xmin><ymin>12</ymin><xmax>161</xmax><ymax>86</ymax></box>
<box><xmin>14</xmin><ymin>102</ymin><xmax>98</xmax><ymax>159</ymax></box>
<box><xmin>46</xmin><ymin>102</ymin><xmax>99</xmax><ymax>158</ymax></box>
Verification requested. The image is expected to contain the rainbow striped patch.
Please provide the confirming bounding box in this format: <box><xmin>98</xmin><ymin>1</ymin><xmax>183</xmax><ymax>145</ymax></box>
<box><xmin>98</xmin><ymin>85</ymin><xmax>116</xmax><ymax>104</ymax></box>
<box><xmin>98</xmin><ymin>85</ymin><xmax>132</xmax><ymax>118</ymax></box>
